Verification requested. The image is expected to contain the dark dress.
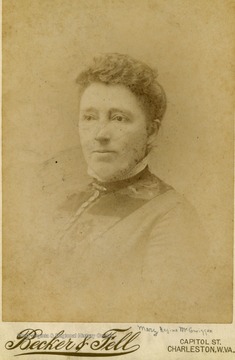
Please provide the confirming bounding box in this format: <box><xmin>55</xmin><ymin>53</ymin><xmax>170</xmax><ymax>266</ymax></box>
<box><xmin>28</xmin><ymin>166</ymin><xmax>218</xmax><ymax>323</ymax></box>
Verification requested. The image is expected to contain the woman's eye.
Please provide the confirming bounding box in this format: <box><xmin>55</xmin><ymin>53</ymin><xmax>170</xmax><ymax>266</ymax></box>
<box><xmin>112</xmin><ymin>115</ymin><xmax>127</xmax><ymax>122</ymax></box>
<box><xmin>83</xmin><ymin>114</ymin><xmax>97</xmax><ymax>121</ymax></box>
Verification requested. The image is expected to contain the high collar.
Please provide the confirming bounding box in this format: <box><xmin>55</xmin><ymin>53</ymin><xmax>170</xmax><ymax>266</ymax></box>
<box><xmin>91</xmin><ymin>166</ymin><xmax>150</xmax><ymax>193</ymax></box>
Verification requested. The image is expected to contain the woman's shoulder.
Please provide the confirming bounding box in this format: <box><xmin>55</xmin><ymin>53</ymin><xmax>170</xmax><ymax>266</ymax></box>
<box><xmin>122</xmin><ymin>169</ymin><xmax>194</xmax><ymax>214</ymax></box>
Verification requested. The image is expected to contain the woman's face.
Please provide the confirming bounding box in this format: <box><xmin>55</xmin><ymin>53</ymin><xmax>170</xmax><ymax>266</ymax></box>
<box><xmin>78</xmin><ymin>82</ymin><xmax>149</xmax><ymax>182</ymax></box>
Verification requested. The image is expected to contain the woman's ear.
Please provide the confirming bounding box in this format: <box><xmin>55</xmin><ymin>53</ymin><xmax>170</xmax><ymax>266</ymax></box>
<box><xmin>147</xmin><ymin>119</ymin><xmax>160</xmax><ymax>146</ymax></box>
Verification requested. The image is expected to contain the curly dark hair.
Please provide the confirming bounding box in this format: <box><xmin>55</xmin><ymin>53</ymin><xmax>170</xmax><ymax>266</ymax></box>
<box><xmin>76</xmin><ymin>53</ymin><xmax>167</xmax><ymax>128</ymax></box>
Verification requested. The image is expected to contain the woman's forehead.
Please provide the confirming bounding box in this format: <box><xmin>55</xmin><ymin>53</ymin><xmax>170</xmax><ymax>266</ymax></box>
<box><xmin>79</xmin><ymin>82</ymin><xmax>145</xmax><ymax>114</ymax></box>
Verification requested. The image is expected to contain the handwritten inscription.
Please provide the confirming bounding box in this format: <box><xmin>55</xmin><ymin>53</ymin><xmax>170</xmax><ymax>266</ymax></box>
<box><xmin>138</xmin><ymin>325</ymin><xmax>213</xmax><ymax>337</ymax></box>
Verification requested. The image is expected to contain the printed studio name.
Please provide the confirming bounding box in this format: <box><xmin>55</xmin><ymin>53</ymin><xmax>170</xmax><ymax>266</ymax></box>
<box><xmin>5</xmin><ymin>327</ymin><xmax>141</xmax><ymax>357</ymax></box>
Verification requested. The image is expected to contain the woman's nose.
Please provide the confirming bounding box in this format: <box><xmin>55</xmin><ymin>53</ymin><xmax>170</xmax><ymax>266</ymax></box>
<box><xmin>95</xmin><ymin>122</ymin><xmax>111</xmax><ymax>142</ymax></box>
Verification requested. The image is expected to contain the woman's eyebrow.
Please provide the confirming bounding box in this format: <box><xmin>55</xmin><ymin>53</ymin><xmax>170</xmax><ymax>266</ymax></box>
<box><xmin>80</xmin><ymin>107</ymin><xmax>98</xmax><ymax>113</ymax></box>
<box><xmin>109</xmin><ymin>107</ymin><xmax>134</xmax><ymax>117</ymax></box>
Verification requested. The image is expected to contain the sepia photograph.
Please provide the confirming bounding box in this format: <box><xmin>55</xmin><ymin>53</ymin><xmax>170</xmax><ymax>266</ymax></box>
<box><xmin>2</xmin><ymin>0</ymin><xmax>233</xmax><ymax>330</ymax></box>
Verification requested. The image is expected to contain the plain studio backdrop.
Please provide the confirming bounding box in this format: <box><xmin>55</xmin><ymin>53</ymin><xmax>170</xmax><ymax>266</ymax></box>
<box><xmin>3</xmin><ymin>0</ymin><xmax>234</xmax><ymax>320</ymax></box>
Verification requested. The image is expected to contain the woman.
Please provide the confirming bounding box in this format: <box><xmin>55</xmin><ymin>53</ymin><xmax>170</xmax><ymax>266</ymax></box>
<box><xmin>39</xmin><ymin>53</ymin><xmax>216</xmax><ymax>323</ymax></box>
